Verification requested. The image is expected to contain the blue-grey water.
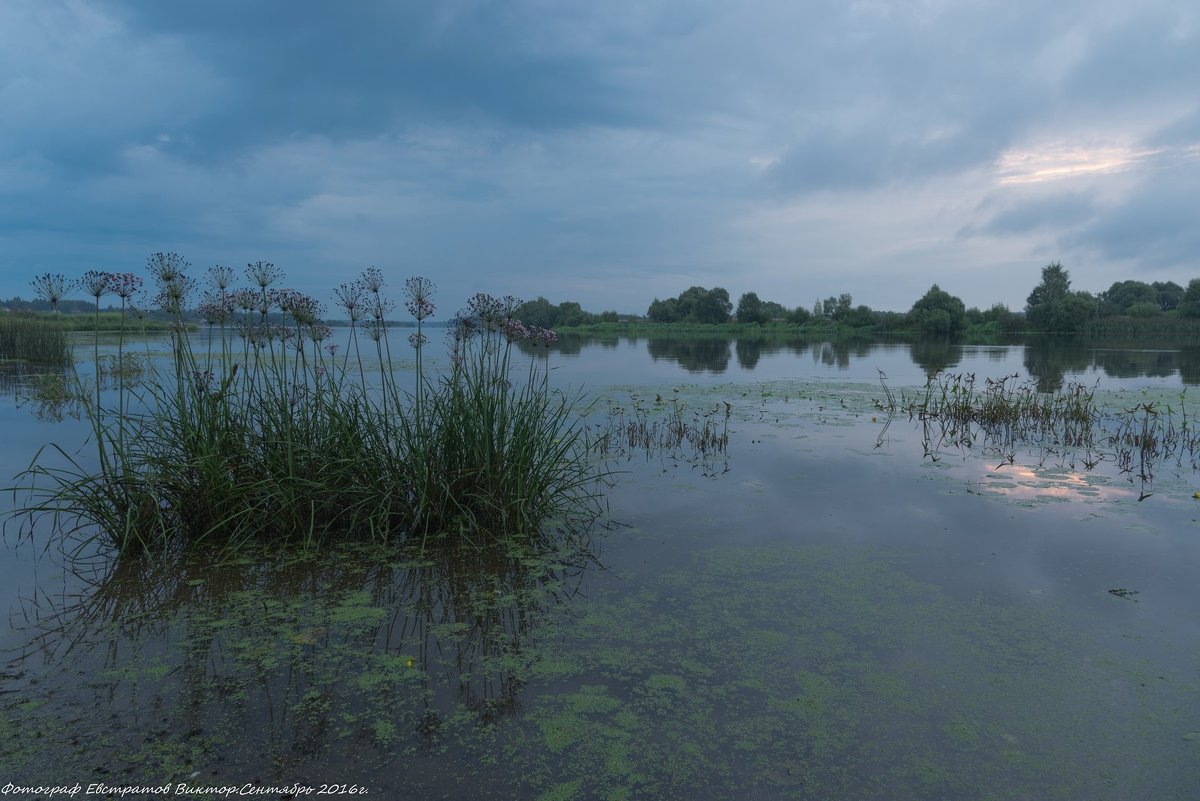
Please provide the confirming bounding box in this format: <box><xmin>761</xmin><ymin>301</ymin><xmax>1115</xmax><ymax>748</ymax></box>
<box><xmin>1</xmin><ymin>332</ymin><xmax>1197</xmax><ymax>800</ymax></box>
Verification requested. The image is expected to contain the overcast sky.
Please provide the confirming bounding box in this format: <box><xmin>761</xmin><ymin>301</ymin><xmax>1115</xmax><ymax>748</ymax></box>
<box><xmin>2</xmin><ymin>0</ymin><xmax>1197</xmax><ymax>318</ymax></box>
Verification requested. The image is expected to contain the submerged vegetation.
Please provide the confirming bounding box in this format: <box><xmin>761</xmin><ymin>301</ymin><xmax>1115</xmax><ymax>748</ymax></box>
<box><xmin>590</xmin><ymin>391</ymin><xmax>731</xmax><ymax>476</ymax></box>
<box><xmin>878</xmin><ymin>369</ymin><xmax>1200</xmax><ymax>497</ymax></box>
<box><xmin>11</xmin><ymin>256</ymin><xmax>604</xmax><ymax>553</ymax></box>
<box><xmin>5</xmin><ymin>534</ymin><xmax>1192</xmax><ymax>799</ymax></box>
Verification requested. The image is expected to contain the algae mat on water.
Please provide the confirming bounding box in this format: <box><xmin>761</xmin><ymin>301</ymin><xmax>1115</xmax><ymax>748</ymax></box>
<box><xmin>3</xmin><ymin>540</ymin><xmax>1194</xmax><ymax>800</ymax></box>
<box><xmin>507</xmin><ymin>543</ymin><xmax>1195</xmax><ymax>801</ymax></box>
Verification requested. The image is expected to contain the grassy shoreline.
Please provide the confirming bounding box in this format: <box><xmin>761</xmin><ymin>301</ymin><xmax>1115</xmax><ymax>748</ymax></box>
<box><xmin>1</xmin><ymin>308</ymin><xmax>184</xmax><ymax>333</ymax></box>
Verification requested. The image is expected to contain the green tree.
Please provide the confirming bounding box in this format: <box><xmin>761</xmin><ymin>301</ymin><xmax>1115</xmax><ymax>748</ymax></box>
<box><xmin>647</xmin><ymin>297</ymin><xmax>680</xmax><ymax>323</ymax></box>
<box><xmin>517</xmin><ymin>296</ymin><xmax>558</xmax><ymax>328</ymax></box>
<box><xmin>834</xmin><ymin>293</ymin><xmax>853</xmax><ymax>320</ymax></box>
<box><xmin>1127</xmin><ymin>302</ymin><xmax>1160</xmax><ymax>318</ymax></box>
<box><xmin>556</xmin><ymin>301</ymin><xmax>587</xmax><ymax>327</ymax></box>
<box><xmin>1025</xmin><ymin>262</ymin><xmax>1096</xmax><ymax>333</ymax></box>
<box><xmin>843</xmin><ymin>304</ymin><xmax>877</xmax><ymax>327</ymax></box>
<box><xmin>675</xmin><ymin>286</ymin><xmax>708</xmax><ymax>320</ymax></box>
<box><xmin>1177</xmin><ymin>278</ymin><xmax>1200</xmax><ymax>318</ymax></box>
<box><xmin>817</xmin><ymin>293</ymin><xmax>854</xmax><ymax>320</ymax></box>
<box><xmin>982</xmin><ymin>302</ymin><xmax>1023</xmax><ymax>336</ymax></box>
<box><xmin>761</xmin><ymin>300</ymin><xmax>789</xmax><ymax>321</ymax></box>
<box><xmin>648</xmin><ymin>287</ymin><xmax>731</xmax><ymax>324</ymax></box>
<box><xmin>789</xmin><ymin>305</ymin><xmax>813</xmax><ymax>324</ymax></box>
<box><xmin>1153</xmin><ymin>280</ymin><xmax>1184</xmax><ymax>311</ymax></box>
<box><xmin>1099</xmin><ymin>280</ymin><xmax>1156</xmax><ymax>316</ymax></box>
<box><xmin>908</xmin><ymin>284</ymin><xmax>966</xmax><ymax>336</ymax></box>
<box><xmin>695</xmin><ymin>287</ymin><xmax>733</xmax><ymax>323</ymax></box>
<box><xmin>736</xmin><ymin>292</ymin><xmax>768</xmax><ymax>324</ymax></box>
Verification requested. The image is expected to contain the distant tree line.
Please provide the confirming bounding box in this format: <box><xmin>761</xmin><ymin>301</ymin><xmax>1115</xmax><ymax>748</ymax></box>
<box><xmin>10</xmin><ymin>262</ymin><xmax>1198</xmax><ymax>337</ymax></box>
<box><xmin>637</xmin><ymin>263</ymin><xmax>1200</xmax><ymax>336</ymax></box>
<box><xmin>644</xmin><ymin>284</ymin><xmax>1009</xmax><ymax>336</ymax></box>
<box><xmin>515</xmin><ymin>296</ymin><xmax>620</xmax><ymax>328</ymax></box>
<box><xmin>3</xmin><ymin>296</ymin><xmax>100</xmax><ymax>314</ymax></box>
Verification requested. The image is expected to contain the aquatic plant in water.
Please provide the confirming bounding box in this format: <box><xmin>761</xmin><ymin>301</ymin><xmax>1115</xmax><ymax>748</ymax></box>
<box><xmin>590</xmin><ymin>390</ymin><xmax>731</xmax><ymax>476</ymax></box>
<box><xmin>876</xmin><ymin>370</ymin><xmax>1200</xmax><ymax>497</ymax></box>
<box><xmin>10</xmin><ymin>255</ymin><xmax>604</xmax><ymax>553</ymax></box>
<box><xmin>0</xmin><ymin>314</ymin><xmax>71</xmax><ymax>367</ymax></box>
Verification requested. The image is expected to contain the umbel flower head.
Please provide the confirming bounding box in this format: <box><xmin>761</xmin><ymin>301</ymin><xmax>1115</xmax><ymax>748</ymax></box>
<box><xmin>246</xmin><ymin>261</ymin><xmax>282</xmax><ymax>289</ymax></box>
<box><xmin>208</xmin><ymin>264</ymin><xmax>235</xmax><ymax>292</ymax></box>
<box><xmin>403</xmin><ymin>276</ymin><xmax>436</xmax><ymax>322</ymax></box>
<box><xmin>335</xmin><ymin>280</ymin><xmax>365</xmax><ymax>321</ymax></box>
<box><xmin>360</xmin><ymin>266</ymin><xmax>385</xmax><ymax>294</ymax></box>
<box><xmin>30</xmin><ymin>273</ymin><xmax>72</xmax><ymax>311</ymax></box>
<box><xmin>81</xmin><ymin>269</ymin><xmax>113</xmax><ymax>299</ymax></box>
<box><xmin>109</xmin><ymin>272</ymin><xmax>142</xmax><ymax>300</ymax></box>
<box><xmin>154</xmin><ymin>274</ymin><xmax>196</xmax><ymax>315</ymax></box>
<box><xmin>147</xmin><ymin>252</ymin><xmax>190</xmax><ymax>285</ymax></box>
<box><xmin>198</xmin><ymin>291</ymin><xmax>235</xmax><ymax>324</ymax></box>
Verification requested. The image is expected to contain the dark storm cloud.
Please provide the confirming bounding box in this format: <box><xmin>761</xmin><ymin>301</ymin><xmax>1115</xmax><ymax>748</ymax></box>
<box><xmin>761</xmin><ymin>1</ymin><xmax>1061</xmax><ymax>195</ymax></box>
<box><xmin>97</xmin><ymin>0</ymin><xmax>643</xmax><ymax>162</ymax></box>
<box><xmin>2</xmin><ymin>0</ymin><xmax>1199</xmax><ymax>311</ymax></box>
<box><xmin>1061</xmin><ymin>8</ymin><xmax>1200</xmax><ymax>106</ymax></box>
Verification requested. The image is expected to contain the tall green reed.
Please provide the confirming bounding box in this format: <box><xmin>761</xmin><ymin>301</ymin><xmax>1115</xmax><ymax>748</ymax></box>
<box><xmin>0</xmin><ymin>314</ymin><xmax>71</xmax><ymax>367</ymax></box>
<box><xmin>12</xmin><ymin>255</ymin><xmax>603</xmax><ymax>555</ymax></box>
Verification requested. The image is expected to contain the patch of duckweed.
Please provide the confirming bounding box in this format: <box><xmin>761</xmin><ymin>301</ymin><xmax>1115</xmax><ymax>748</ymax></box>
<box><xmin>537</xmin><ymin>779</ymin><xmax>583</xmax><ymax>801</ymax></box>
<box><xmin>1</xmin><ymin>535</ymin><xmax>596</xmax><ymax>793</ymax></box>
<box><xmin>3</xmin><ymin>514</ymin><xmax>1195</xmax><ymax>799</ymax></box>
<box><xmin>327</xmin><ymin>591</ymin><xmax>390</xmax><ymax>627</ymax></box>
<box><xmin>481</xmin><ymin>543</ymin><xmax>1198</xmax><ymax>801</ymax></box>
<box><xmin>373</xmin><ymin>719</ymin><xmax>398</xmax><ymax>745</ymax></box>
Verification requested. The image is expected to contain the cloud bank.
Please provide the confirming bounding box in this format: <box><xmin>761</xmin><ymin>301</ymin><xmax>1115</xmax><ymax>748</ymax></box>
<box><xmin>2</xmin><ymin>0</ymin><xmax>1197</xmax><ymax>315</ymax></box>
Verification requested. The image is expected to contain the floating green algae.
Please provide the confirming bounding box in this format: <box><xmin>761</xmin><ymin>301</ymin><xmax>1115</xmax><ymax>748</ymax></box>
<box><xmin>486</xmin><ymin>543</ymin><xmax>1198</xmax><ymax>801</ymax></box>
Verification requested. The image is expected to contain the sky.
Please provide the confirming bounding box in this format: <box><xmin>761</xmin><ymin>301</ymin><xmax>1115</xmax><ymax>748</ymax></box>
<box><xmin>1</xmin><ymin>0</ymin><xmax>1198</xmax><ymax>318</ymax></box>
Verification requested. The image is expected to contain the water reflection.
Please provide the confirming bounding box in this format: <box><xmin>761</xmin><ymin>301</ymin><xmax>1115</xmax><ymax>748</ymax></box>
<box><xmin>543</xmin><ymin>333</ymin><xmax>1200</xmax><ymax>388</ymax></box>
<box><xmin>879</xmin><ymin>367</ymin><xmax>1200</xmax><ymax>500</ymax></box>
<box><xmin>0</xmin><ymin>361</ymin><xmax>83</xmax><ymax>421</ymax></box>
<box><xmin>3</xmin><ymin>529</ymin><xmax>598</xmax><ymax>780</ymax></box>
<box><xmin>908</xmin><ymin>338</ymin><xmax>963</xmax><ymax>376</ymax></box>
<box><xmin>1021</xmin><ymin>335</ymin><xmax>1200</xmax><ymax>391</ymax></box>
<box><xmin>646</xmin><ymin>337</ymin><xmax>731</xmax><ymax>373</ymax></box>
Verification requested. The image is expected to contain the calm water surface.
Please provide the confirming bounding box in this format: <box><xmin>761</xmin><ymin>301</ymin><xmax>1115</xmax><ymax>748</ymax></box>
<box><xmin>1</xmin><ymin>333</ymin><xmax>1198</xmax><ymax>800</ymax></box>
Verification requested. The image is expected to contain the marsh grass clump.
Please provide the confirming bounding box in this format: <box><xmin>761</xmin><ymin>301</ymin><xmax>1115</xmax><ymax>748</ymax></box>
<box><xmin>0</xmin><ymin>314</ymin><xmax>72</xmax><ymax>367</ymax></box>
<box><xmin>591</xmin><ymin>391</ymin><xmax>730</xmax><ymax>475</ymax></box>
<box><xmin>12</xmin><ymin>256</ymin><xmax>602</xmax><ymax>554</ymax></box>
<box><xmin>1106</xmin><ymin>400</ymin><xmax>1200</xmax><ymax>493</ymax></box>
<box><xmin>878</xmin><ymin>372</ymin><xmax>1101</xmax><ymax>460</ymax></box>
<box><xmin>402</xmin><ymin>293</ymin><xmax>603</xmax><ymax>540</ymax></box>
<box><xmin>877</xmin><ymin>371</ymin><xmax>1200</xmax><ymax>496</ymax></box>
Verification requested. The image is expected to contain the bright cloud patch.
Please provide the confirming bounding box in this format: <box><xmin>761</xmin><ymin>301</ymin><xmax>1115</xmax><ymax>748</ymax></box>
<box><xmin>995</xmin><ymin>142</ymin><xmax>1160</xmax><ymax>185</ymax></box>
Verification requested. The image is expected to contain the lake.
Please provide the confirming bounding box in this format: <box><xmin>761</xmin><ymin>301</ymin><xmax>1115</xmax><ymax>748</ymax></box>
<box><xmin>2</xmin><ymin>331</ymin><xmax>1198</xmax><ymax>800</ymax></box>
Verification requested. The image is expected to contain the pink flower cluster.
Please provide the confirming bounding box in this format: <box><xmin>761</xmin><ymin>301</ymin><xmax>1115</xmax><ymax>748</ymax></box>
<box><xmin>501</xmin><ymin>319</ymin><xmax>557</xmax><ymax>347</ymax></box>
<box><xmin>403</xmin><ymin>276</ymin><xmax>436</xmax><ymax>322</ymax></box>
